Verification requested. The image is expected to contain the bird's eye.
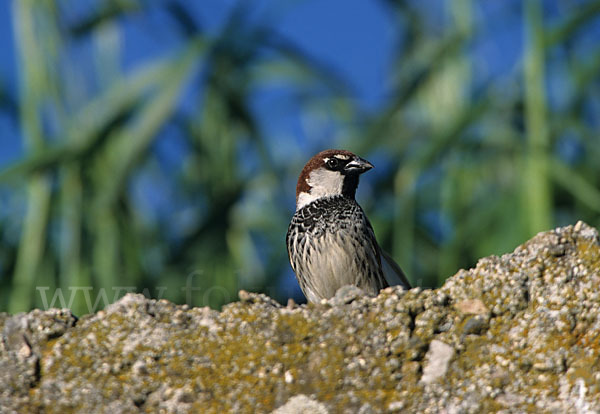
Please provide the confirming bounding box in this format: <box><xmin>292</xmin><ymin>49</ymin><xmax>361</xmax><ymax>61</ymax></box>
<box><xmin>326</xmin><ymin>158</ymin><xmax>339</xmax><ymax>169</ymax></box>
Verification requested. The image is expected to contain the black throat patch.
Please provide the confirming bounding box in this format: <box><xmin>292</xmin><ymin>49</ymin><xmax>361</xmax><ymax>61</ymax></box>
<box><xmin>341</xmin><ymin>174</ymin><xmax>359</xmax><ymax>200</ymax></box>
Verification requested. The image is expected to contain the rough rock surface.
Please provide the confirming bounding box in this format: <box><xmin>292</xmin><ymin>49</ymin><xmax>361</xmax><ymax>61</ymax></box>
<box><xmin>1</xmin><ymin>221</ymin><xmax>599</xmax><ymax>413</ymax></box>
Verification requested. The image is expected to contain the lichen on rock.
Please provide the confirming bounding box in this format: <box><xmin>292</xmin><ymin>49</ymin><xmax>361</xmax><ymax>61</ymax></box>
<box><xmin>1</xmin><ymin>221</ymin><xmax>599</xmax><ymax>413</ymax></box>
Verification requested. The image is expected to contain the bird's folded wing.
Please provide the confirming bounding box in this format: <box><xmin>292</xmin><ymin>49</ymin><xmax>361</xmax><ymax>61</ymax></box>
<box><xmin>380</xmin><ymin>249</ymin><xmax>411</xmax><ymax>290</ymax></box>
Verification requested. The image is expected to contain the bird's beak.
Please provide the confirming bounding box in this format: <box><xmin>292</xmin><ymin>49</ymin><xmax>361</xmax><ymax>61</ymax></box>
<box><xmin>344</xmin><ymin>157</ymin><xmax>374</xmax><ymax>174</ymax></box>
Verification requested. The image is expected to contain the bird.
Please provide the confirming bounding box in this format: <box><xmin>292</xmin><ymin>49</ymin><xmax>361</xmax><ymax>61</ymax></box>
<box><xmin>286</xmin><ymin>149</ymin><xmax>411</xmax><ymax>302</ymax></box>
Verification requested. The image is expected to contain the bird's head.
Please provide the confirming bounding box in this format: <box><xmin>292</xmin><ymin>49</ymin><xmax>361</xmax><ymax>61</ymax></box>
<box><xmin>295</xmin><ymin>149</ymin><xmax>374</xmax><ymax>210</ymax></box>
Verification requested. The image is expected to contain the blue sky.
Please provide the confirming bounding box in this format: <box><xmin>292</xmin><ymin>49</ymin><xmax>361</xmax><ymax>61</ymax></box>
<box><xmin>3</xmin><ymin>0</ymin><xmax>600</xmax><ymax>167</ymax></box>
<box><xmin>0</xmin><ymin>0</ymin><xmax>524</xmax><ymax>167</ymax></box>
<box><xmin>0</xmin><ymin>0</ymin><xmax>392</xmax><ymax>162</ymax></box>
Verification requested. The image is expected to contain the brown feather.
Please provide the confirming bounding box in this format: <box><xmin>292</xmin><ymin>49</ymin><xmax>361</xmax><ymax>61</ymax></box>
<box><xmin>296</xmin><ymin>149</ymin><xmax>356</xmax><ymax>202</ymax></box>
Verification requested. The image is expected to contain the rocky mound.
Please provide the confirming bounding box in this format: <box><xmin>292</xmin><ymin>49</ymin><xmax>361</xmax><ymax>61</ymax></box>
<box><xmin>1</xmin><ymin>221</ymin><xmax>599</xmax><ymax>413</ymax></box>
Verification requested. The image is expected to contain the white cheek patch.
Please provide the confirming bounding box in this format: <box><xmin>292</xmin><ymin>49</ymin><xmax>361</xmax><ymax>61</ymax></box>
<box><xmin>296</xmin><ymin>168</ymin><xmax>344</xmax><ymax>210</ymax></box>
<box><xmin>308</xmin><ymin>168</ymin><xmax>344</xmax><ymax>195</ymax></box>
<box><xmin>296</xmin><ymin>192</ymin><xmax>315</xmax><ymax>210</ymax></box>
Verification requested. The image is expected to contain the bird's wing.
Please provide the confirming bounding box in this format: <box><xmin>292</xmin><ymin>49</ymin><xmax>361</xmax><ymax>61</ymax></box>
<box><xmin>380</xmin><ymin>248</ymin><xmax>411</xmax><ymax>290</ymax></box>
<box><xmin>361</xmin><ymin>206</ymin><xmax>411</xmax><ymax>290</ymax></box>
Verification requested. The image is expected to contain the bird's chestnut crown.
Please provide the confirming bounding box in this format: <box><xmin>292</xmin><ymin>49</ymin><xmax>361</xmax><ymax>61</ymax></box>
<box><xmin>295</xmin><ymin>149</ymin><xmax>373</xmax><ymax>210</ymax></box>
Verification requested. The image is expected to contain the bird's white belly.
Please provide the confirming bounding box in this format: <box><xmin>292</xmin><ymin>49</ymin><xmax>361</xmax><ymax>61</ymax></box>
<box><xmin>301</xmin><ymin>230</ymin><xmax>379</xmax><ymax>302</ymax></box>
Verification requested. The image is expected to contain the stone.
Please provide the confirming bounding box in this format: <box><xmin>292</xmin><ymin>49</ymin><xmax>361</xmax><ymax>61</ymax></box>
<box><xmin>0</xmin><ymin>222</ymin><xmax>599</xmax><ymax>412</ymax></box>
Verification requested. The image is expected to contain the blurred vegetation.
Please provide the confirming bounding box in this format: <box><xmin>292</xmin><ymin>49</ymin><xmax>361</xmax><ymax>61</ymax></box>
<box><xmin>1</xmin><ymin>0</ymin><xmax>599</xmax><ymax>314</ymax></box>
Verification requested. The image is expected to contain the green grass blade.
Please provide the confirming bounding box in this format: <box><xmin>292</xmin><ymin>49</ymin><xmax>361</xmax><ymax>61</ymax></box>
<box><xmin>523</xmin><ymin>0</ymin><xmax>552</xmax><ymax>236</ymax></box>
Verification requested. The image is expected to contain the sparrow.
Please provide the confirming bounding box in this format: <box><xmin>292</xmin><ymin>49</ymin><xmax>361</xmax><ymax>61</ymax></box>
<box><xmin>286</xmin><ymin>149</ymin><xmax>411</xmax><ymax>302</ymax></box>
